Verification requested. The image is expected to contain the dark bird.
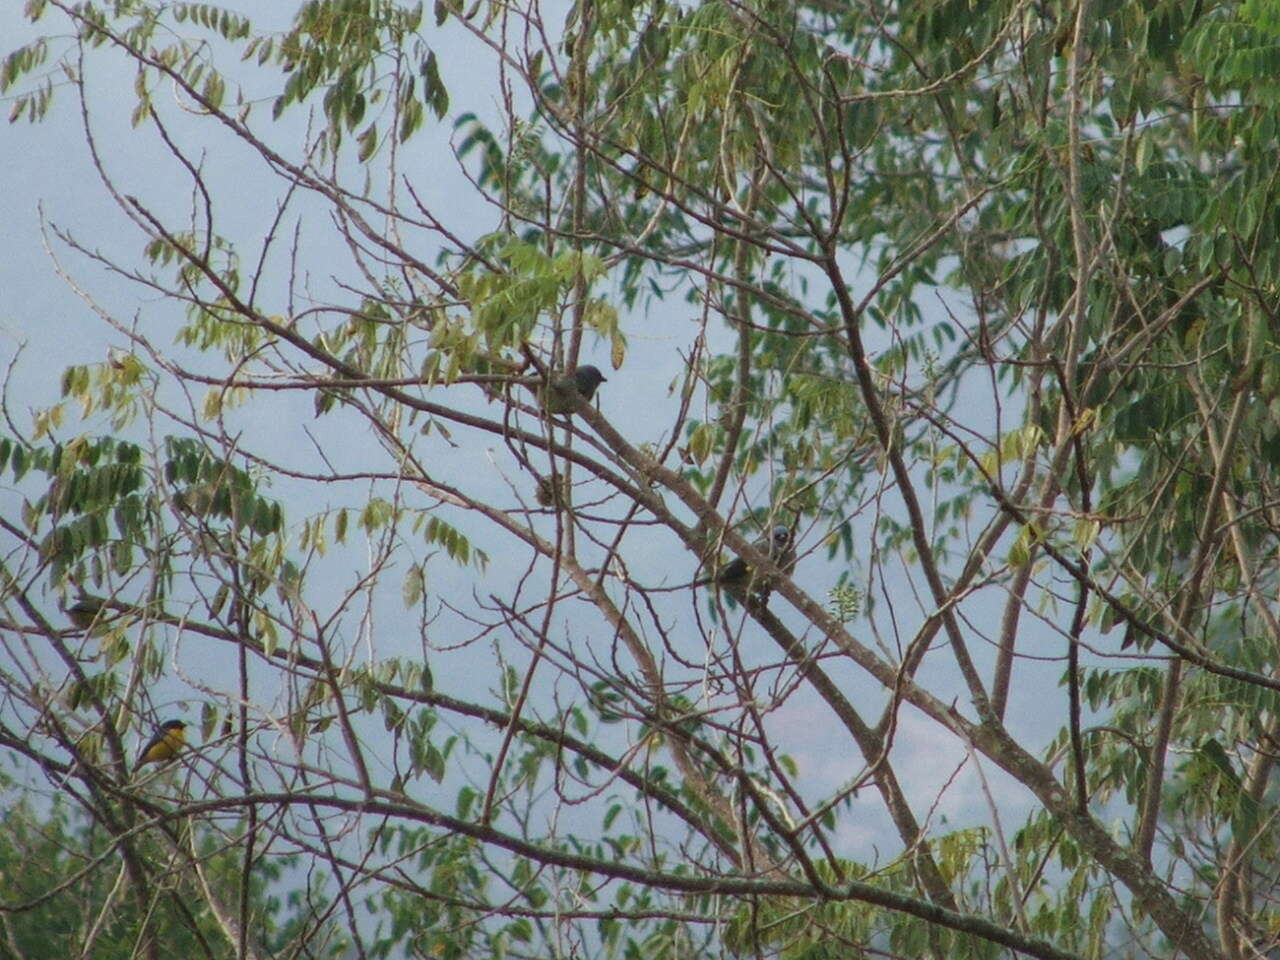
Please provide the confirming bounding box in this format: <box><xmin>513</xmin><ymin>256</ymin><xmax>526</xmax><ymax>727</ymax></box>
<box><xmin>541</xmin><ymin>365</ymin><xmax>607</xmax><ymax>415</ymax></box>
<box><xmin>136</xmin><ymin>719</ymin><xmax>187</xmax><ymax>768</ymax></box>
<box><xmin>64</xmin><ymin>596</ymin><xmax>106</xmax><ymax>630</ymax></box>
<box><xmin>696</xmin><ymin>525</ymin><xmax>796</xmax><ymax>598</ymax></box>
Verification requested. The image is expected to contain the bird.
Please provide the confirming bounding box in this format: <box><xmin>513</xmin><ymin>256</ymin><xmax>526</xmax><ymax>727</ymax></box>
<box><xmin>64</xmin><ymin>596</ymin><xmax>107</xmax><ymax>630</ymax></box>
<box><xmin>541</xmin><ymin>365</ymin><xmax>607</xmax><ymax>415</ymax></box>
<box><xmin>136</xmin><ymin>719</ymin><xmax>187</xmax><ymax>768</ymax></box>
<box><xmin>535</xmin><ymin>475</ymin><xmax>564</xmax><ymax>508</ymax></box>
<box><xmin>695</xmin><ymin>525</ymin><xmax>796</xmax><ymax>599</ymax></box>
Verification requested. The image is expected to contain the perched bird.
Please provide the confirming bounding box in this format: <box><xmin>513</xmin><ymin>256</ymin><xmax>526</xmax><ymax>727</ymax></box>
<box><xmin>535</xmin><ymin>475</ymin><xmax>565</xmax><ymax>508</ymax></box>
<box><xmin>696</xmin><ymin>525</ymin><xmax>796</xmax><ymax>599</ymax></box>
<box><xmin>136</xmin><ymin>719</ymin><xmax>187</xmax><ymax>768</ymax></box>
<box><xmin>65</xmin><ymin>596</ymin><xmax>107</xmax><ymax>630</ymax></box>
<box><xmin>541</xmin><ymin>365</ymin><xmax>607</xmax><ymax>415</ymax></box>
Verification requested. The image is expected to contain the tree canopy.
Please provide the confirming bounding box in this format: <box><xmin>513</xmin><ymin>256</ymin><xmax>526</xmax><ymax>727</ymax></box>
<box><xmin>3</xmin><ymin>0</ymin><xmax>1280</xmax><ymax>958</ymax></box>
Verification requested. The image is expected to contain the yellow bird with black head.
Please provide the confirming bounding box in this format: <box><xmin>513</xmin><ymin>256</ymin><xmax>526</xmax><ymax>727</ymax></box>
<box><xmin>136</xmin><ymin>719</ymin><xmax>187</xmax><ymax>768</ymax></box>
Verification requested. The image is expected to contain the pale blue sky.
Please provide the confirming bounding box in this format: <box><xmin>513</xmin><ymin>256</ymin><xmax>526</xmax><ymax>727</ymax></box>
<box><xmin>0</xmin><ymin>2</ymin><xmax>1093</xmax><ymax>871</ymax></box>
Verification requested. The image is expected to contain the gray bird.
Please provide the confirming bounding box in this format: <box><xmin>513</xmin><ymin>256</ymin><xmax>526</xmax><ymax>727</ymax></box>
<box><xmin>696</xmin><ymin>525</ymin><xmax>796</xmax><ymax>599</ymax></box>
<box><xmin>541</xmin><ymin>365</ymin><xmax>607</xmax><ymax>415</ymax></box>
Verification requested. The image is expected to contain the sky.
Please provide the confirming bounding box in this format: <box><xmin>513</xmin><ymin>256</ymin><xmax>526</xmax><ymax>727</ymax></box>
<box><xmin>0</xmin><ymin>1</ymin><xmax>1098</xmax><ymax>879</ymax></box>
